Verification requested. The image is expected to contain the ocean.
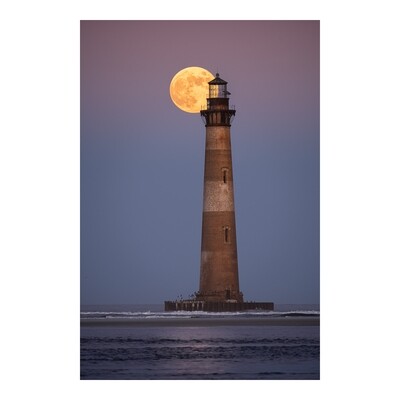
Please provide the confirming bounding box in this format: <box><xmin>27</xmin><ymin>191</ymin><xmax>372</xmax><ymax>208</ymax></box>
<box><xmin>80</xmin><ymin>304</ymin><xmax>319</xmax><ymax>380</ymax></box>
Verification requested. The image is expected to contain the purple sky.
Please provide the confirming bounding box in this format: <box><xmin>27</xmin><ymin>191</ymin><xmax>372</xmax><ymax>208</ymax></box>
<box><xmin>81</xmin><ymin>20</ymin><xmax>320</xmax><ymax>305</ymax></box>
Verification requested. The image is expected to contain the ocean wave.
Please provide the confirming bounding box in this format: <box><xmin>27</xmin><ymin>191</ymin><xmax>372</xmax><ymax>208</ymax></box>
<box><xmin>80</xmin><ymin>309</ymin><xmax>319</xmax><ymax>320</ymax></box>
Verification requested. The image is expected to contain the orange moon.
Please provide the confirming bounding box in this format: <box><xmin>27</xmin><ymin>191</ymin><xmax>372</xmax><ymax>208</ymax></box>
<box><xmin>169</xmin><ymin>66</ymin><xmax>214</xmax><ymax>113</ymax></box>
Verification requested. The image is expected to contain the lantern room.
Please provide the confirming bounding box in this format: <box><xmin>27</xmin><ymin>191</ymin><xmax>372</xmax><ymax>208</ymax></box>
<box><xmin>201</xmin><ymin>72</ymin><xmax>235</xmax><ymax>127</ymax></box>
<box><xmin>208</xmin><ymin>73</ymin><xmax>230</xmax><ymax>98</ymax></box>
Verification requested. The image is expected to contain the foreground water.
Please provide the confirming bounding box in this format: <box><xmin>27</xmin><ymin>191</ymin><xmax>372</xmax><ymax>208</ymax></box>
<box><xmin>81</xmin><ymin>304</ymin><xmax>319</xmax><ymax>380</ymax></box>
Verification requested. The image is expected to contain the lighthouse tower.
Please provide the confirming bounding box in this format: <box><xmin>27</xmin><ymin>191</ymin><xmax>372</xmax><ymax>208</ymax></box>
<box><xmin>164</xmin><ymin>73</ymin><xmax>273</xmax><ymax>312</ymax></box>
<box><xmin>197</xmin><ymin>73</ymin><xmax>242</xmax><ymax>303</ymax></box>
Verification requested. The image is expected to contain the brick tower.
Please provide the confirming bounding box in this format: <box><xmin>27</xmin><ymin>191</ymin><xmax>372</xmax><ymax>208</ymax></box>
<box><xmin>197</xmin><ymin>73</ymin><xmax>243</xmax><ymax>303</ymax></box>
<box><xmin>164</xmin><ymin>72</ymin><xmax>273</xmax><ymax>312</ymax></box>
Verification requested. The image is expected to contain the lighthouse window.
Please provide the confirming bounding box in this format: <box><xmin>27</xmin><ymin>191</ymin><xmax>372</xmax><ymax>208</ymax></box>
<box><xmin>222</xmin><ymin>168</ymin><xmax>228</xmax><ymax>184</ymax></box>
<box><xmin>209</xmin><ymin>85</ymin><xmax>226</xmax><ymax>98</ymax></box>
<box><xmin>224</xmin><ymin>226</ymin><xmax>230</xmax><ymax>243</ymax></box>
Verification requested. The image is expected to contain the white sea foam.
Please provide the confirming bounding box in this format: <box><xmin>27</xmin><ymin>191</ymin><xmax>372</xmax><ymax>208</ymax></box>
<box><xmin>80</xmin><ymin>308</ymin><xmax>319</xmax><ymax>319</ymax></box>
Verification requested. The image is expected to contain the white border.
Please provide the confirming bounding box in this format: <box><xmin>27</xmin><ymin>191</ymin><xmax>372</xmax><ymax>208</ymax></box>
<box><xmin>1</xmin><ymin>1</ymin><xmax>399</xmax><ymax>398</ymax></box>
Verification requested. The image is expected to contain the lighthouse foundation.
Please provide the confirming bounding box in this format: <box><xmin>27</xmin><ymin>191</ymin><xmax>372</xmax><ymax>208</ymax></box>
<box><xmin>164</xmin><ymin>300</ymin><xmax>274</xmax><ymax>312</ymax></box>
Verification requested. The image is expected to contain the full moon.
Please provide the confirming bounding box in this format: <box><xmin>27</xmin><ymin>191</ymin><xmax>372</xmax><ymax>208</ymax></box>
<box><xmin>169</xmin><ymin>66</ymin><xmax>214</xmax><ymax>113</ymax></box>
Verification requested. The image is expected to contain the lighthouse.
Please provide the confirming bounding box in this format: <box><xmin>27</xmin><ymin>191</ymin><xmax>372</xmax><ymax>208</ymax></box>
<box><xmin>197</xmin><ymin>73</ymin><xmax>242</xmax><ymax>303</ymax></box>
<box><xmin>165</xmin><ymin>73</ymin><xmax>273</xmax><ymax>312</ymax></box>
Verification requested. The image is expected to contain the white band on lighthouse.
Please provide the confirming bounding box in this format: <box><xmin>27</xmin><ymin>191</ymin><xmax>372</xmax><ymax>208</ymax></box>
<box><xmin>203</xmin><ymin>181</ymin><xmax>235</xmax><ymax>212</ymax></box>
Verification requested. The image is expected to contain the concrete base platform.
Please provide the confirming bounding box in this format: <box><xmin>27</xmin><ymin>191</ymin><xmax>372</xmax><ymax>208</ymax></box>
<box><xmin>164</xmin><ymin>300</ymin><xmax>274</xmax><ymax>312</ymax></box>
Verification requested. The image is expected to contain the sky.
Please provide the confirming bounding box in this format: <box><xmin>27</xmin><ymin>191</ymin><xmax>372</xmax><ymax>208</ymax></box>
<box><xmin>80</xmin><ymin>20</ymin><xmax>320</xmax><ymax>305</ymax></box>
